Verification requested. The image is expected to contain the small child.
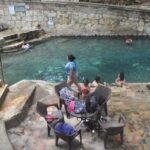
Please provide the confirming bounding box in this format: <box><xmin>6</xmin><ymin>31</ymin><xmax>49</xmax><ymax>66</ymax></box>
<box><xmin>115</xmin><ymin>72</ymin><xmax>126</xmax><ymax>87</ymax></box>
<box><xmin>81</xmin><ymin>78</ymin><xmax>90</xmax><ymax>98</ymax></box>
<box><xmin>91</xmin><ymin>76</ymin><xmax>101</xmax><ymax>87</ymax></box>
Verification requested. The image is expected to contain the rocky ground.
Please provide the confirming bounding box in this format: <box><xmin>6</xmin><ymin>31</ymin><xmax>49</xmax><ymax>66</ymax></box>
<box><xmin>109</xmin><ymin>84</ymin><xmax>150</xmax><ymax>150</ymax></box>
<box><xmin>2</xmin><ymin>81</ymin><xmax>150</xmax><ymax>150</ymax></box>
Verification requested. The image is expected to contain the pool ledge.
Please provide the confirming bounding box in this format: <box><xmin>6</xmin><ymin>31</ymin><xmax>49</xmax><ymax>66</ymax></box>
<box><xmin>2</xmin><ymin>33</ymin><xmax>150</xmax><ymax>53</ymax></box>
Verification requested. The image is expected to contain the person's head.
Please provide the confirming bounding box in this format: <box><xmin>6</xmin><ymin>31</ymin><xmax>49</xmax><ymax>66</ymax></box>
<box><xmin>95</xmin><ymin>76</ymin><xmax>101</xmax><ymax>83</ymax></box>
<box><xmin>23</xmin><ymin>40</ymin><xmax>26</xmax><ymax>45</ymax></box>
<box><xmin>83</xmin><ymin>78</ymin><xmax>89</xmax><ymax>86</ymax></box>
<box><xmin>67</xmin><ymin>54</ymin><xmax>76</xmax><ymax>62</ymax></box>
<box><xmin>37</xmin><ymin>24</ymin><xmax>41</xmax><ymax>29</ymax></box>
<box><xmin>119</xmin><ymin>72</ymin><xmax>124</xmax><ymax>81</ymax></box>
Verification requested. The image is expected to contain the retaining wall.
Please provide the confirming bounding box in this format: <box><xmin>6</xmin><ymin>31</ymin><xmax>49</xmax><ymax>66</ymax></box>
<box><xmin>0</xmin><ymin>1</ymin><xmax>150</xmax><ymax>36</ymax></box>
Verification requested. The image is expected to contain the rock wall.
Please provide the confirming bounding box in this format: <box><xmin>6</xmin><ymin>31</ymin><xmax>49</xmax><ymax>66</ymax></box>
<box><xmin>0</xmin><ymin>1</ymin><xmax>150</xmax><ymax>36</ymax></box>
<box><xmin>80</xmin><ymin>0</ymin><xmax>150</xmax><ymax>5</ymax></box>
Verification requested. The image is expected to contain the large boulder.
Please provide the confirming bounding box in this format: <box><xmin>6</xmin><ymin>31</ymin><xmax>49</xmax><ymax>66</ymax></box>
<box><xmin>0</xmin><ymin>81</ymin><xmax>36</xmax><ymax>129</ymax></box>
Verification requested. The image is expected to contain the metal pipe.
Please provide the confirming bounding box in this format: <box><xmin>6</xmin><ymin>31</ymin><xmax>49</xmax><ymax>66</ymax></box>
<box><xmin>0</xmin><ymin>38</ymin><xmax>5</xmax><ymax>84</ymax></box>
<box><xmin>0</xmin><ymin>53</ymin><xmax>5</xmax><ymax>84</ymax></box>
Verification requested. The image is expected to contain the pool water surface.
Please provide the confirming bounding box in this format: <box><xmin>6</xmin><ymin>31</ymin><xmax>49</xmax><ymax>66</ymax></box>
<box><xmin>1</xmin><ymin>37</ymin><xmax>150</xmax><ymax>85</ymax></box>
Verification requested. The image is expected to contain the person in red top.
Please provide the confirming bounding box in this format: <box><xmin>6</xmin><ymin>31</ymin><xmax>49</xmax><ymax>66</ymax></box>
<box><xmin>81</xmin><ymin>78</ymin><xmax>90</xmax><ymax>98</ymax></box>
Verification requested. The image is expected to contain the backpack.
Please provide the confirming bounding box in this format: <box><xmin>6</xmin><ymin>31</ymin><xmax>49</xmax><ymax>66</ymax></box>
<box><xmin>85</xmin><ymin>95</ymin><xmax>98</xmax><ymax>113</ymax></box>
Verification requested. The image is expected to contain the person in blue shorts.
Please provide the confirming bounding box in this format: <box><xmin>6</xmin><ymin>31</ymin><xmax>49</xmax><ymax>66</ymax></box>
<box><xmin>65</xmin><ymin>54</ymin><xmax>81</xmax><ymax>92</ymax></box>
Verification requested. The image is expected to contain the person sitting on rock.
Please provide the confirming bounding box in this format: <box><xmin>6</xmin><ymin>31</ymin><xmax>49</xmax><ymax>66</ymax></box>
<box><xmin>91</xmin><ymin>76</ymin><xmax>103</xmax><ymax>87</ymax></box>
<box><xmin>115</xmin><ymin>72</ymin><xmax>126</xmax><ymax>87</ymax></box>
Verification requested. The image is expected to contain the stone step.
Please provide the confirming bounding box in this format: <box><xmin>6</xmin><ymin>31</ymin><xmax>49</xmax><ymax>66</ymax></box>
<box><xmin>1</xmin><ymin>29</ymin><xmax>45</xmax><ymax>53</ymax></box>
<box><xmin>0</xmin><ymin>85</ymin><xmax>9</xmax><ymax>108</ymax></box>
<box><xmin>0</xmin><ymin>120</ymin><xmax>13</xmax><ymax>150</ymax></box>
<box><xmin>0</xmin><ymin>82</ymin><xmax>36</xmax><ymax>129</ymax></box>
<box><xmin>2</xmin><ymin>41</ymin><xmax>23</xmax><ymax>53</ymax></box>
<box><xmin>3</xmin><ymin>34</ymin><xmax>18</xmax><ymax>41</ymax></box>
<box><xmin>4</xmin><ymin>38</ymin><xmax>21</xmax><ymax>46</ymax></box>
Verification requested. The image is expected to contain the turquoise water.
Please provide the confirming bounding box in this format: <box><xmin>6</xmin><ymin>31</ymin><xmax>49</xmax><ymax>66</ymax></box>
<box><xmin>1</xmin><ymin>37</ymin><xmax>150</xmax><ymax>85</ymax></box>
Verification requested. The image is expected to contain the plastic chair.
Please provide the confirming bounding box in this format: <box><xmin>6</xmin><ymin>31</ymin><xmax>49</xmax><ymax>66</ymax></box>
<box><xmin>54</xmin><ymin>83</ymin><xmax>111</xmax><ymax>128</ymax></box>
<box><xmin>36</xmin><ymin>101</ymin><xmax>64</xmax><ymax>136</ymax></box>
<box><xmin>36</xmin><ymin>101</ymin><xmax>82</xmax><ymax>150</ymax></box>
<box><xmin>92</xmin><ymin>85</ymin><xmax>111</xmax><ymax>116</ymax></box>
<box><xmin>55</xmin><ymin>82</ymin><xmax>68</xmax><ymax>109</ymax></box>
<box><xmin>55</xmin><ymin>82</ymin><xmax>80</xmax><ymax>118</ymax></box>
<box><xmin>99</xmin><ymin>114</ymin><xmax>126</xmax><ymax>148</ymax></box>
<box><xmin>54</xmin><ymin>122</ymin><xmax>82</xmax><ymax>150</ymax></box>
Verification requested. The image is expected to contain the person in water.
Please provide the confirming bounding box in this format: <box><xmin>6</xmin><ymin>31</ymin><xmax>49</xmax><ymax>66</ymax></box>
<box><xmin>65</xmin><ymin>54</ymin><xmax>81</xmax><ymax>92</ymax></box>
<box><xmin>125</xmin><ymin>37</ymin><xmax>133</xmax><ymax>45</ymax></box>
<box><xmin>115</xmin><ymin>72</ymin><xmax>126</xmax><ymax>87</ymax></box>
<box><xmin>22</xmin><ymin>40</ymin><xmax>31</xmax><ymax>51</ymax></box>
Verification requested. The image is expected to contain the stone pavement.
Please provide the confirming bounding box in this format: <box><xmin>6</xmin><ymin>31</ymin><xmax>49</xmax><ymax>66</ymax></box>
<box><xmin>0</xmin><ymin>120</ymin><xmax>13</xmax><ymax>150</ymax></box>
<box><xmin>108</xmin><ymin>84</ymin><xmax>150</xmax><ymax>150</ymax></box>
<box><xmin>0</xmin><ymin>80</ymin><xmax>149</xmax><ymax>150</ymax></box>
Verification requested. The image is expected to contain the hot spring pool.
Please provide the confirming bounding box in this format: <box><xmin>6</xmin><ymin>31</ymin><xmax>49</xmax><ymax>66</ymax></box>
<box><xmin>1</xmin><ymin>37</ymin><xmax>150</xmax><ymax>85</ymax></box>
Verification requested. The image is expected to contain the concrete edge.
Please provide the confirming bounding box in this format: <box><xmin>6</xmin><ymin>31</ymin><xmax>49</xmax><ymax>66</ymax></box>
<box><xmin>18</xmin><ymin>1</ymin><xmax>150</xmax><ymax>13</ymax></box>
<box><xmin>2</xmin><ymin>33</ymin><xmax>150</xmax><ymax>53</ymax></box>
<box><xmin>0</xmin><ymin>120</ymin><xmax>13</xmax><ymax>150</ymax></box>
<box><xmin>2</xmin><ymin>29</ymin><xmax>45</xmax><ymax>53</ymax></box>
<box><xmin>5</xmin><ymin>87</ymin><xmax>36</xmax><ymax>130</ymax></box>
<box><xmin>0</xmin><ymin>85</ymin><xmax>9</xmax><ymax>108</ymax></box>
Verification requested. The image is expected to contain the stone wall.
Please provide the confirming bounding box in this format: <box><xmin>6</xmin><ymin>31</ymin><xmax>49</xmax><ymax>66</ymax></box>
<box><xmin>80</xmin><ymin>0</ymin><xmax>150</xmax><ymax>5</ymax></box>
<box><xmin>0</xmin><ymin>1</ymin><xmax>150</xmax><ymax>36</ymax></box>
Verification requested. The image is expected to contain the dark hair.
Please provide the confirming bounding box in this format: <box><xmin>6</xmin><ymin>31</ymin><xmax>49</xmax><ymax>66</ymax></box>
<box><xmin>83</xmin><ymin>78</ymin><xmax>89</xmax><ymax>86</ymax></box>
<box><xmin>68</xmin><ymin>54</ymin><xmax>76</xmax><ymax>61</ymax></box>
<box><xmin>95</xmin><ymin>76</ymin><xmax>101</xmax><ymax>83</ymax></box>
<box><xmin>37</xmin><ymin>24</ymin><xmax>41</xmax><ymax>29</ymax></box>
<box><xmin>119</xmin><ymin>72</ymin><xmax>124</xmax><ymax>81</ymax></box>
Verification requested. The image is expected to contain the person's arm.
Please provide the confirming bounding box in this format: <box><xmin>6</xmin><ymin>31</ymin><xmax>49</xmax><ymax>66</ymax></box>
<box><xmin>115</xmin><ymin>78</ymin><xmax>119</xmax><ymax>84</ymax></box>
